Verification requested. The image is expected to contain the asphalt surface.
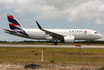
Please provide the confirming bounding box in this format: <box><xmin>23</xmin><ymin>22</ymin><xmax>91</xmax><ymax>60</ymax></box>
<box><xmin>0</xmin><ymin>44</ymin><xmax>104</xmax><ymax>48</ymax></box>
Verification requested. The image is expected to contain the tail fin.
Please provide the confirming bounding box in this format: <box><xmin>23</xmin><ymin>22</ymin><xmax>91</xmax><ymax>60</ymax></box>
<box><xmin>7</xmin><ymin>14</ymin><xmax>23</xmax><ymax>30</ymax></box>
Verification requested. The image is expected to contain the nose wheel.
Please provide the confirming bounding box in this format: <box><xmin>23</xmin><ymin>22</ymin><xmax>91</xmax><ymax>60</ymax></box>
<box><xmin>87</xmin><ymin>40</ymin><xmax>90</xmax><ymax>45</ymax></box>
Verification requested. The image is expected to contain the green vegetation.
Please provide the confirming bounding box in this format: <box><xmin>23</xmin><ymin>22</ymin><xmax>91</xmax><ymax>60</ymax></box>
<box><xmin>0</xmin><ymin>48</ymin><xmax>104</xmax><ymax>65</ymax></box>
<box><xmin>35</xmin><ymin>53</ymin><xmax>38</xmax><ymax>56</ymax></box>
<box><xmin>75</xmin><ymin>40</ymin><xmax>104</xmax><ymax>44</ymax></box>
<box><xmin>0</xmin><ymin>40</ymin><xmax>104</xmax><ymax>44</ymax></box>
<box><xmin>32</xmin><ymin>50</ymin><xmax>35</xmax><ymax>52</ymax></box>
<box><xmin>50</xmin><ymin>59</ymin><xmax>54</xmax><ymax>63</ymax></box>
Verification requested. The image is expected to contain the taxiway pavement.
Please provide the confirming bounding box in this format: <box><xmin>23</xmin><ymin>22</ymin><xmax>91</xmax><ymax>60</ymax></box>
<box><xmin>0</xmin><ymin>44</ymin><xmax>104</xmax><ymax>48</ymax></box>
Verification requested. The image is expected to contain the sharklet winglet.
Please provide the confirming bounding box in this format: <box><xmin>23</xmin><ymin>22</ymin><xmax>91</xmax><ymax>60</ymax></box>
<box><xmin>36</xmin><ymin>21</ymin><xmax>42</xmax><ymax>29</ymax></box>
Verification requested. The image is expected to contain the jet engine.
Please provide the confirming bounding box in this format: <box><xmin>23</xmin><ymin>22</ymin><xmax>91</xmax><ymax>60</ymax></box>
<box><xmin>63</xmin><ymin>36</ymin><xmax>75</xmax><ymax>43</ymax></box>
<box><xmin>45</xmin><ymin>36</ymin><xmax>52</xmax><ymax>40</ymax></box>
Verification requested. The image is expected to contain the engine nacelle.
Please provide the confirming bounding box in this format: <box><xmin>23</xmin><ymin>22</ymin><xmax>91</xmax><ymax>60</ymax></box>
<box><xmin>63</xmin><ymin>36</ymin><xmax>75</xmax><ymax>43</ymax></box>
<box><xmin>45</xmin><ymin>36</ymin><xmax>52</xmax><ymax>40</ymax></box>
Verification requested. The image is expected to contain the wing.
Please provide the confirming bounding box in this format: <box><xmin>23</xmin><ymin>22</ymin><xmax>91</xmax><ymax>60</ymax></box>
<box><xmin>36</xmin><ymin>21</ymin><xmax>64</xmax><ymax>40</ymax></box>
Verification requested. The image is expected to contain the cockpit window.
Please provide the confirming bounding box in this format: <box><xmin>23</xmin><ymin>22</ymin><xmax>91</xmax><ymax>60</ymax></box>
<box><xmin>94</xmin><ymin>32</ymin><xmax>97</xmax><ymax>34</ymax></box>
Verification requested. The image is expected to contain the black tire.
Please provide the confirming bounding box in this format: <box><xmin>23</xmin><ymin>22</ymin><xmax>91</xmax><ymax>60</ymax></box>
<box><xmin>54</xmin><ymin>42</ymin><xmax>57</xmax><ymax>45</ymax></box>
<box><xmin>87</xmin><ymin>40</ymin><xmax>90</xmax><ymax>45</ymax></box>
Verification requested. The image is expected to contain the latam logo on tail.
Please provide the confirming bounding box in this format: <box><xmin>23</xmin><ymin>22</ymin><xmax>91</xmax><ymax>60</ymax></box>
<box><xmin>3</xmin><ymin>14</ymin><xmax>102</xmax><ymax>45</ymax></box>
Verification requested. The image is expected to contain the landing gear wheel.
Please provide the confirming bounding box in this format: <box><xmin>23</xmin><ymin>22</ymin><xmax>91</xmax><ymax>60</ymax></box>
<box><xmin>87</xmin><ymin>40</ymin><xmax>90</xmax><ymax>45</ymax></box>
<box><xmin>54</xmin><ymin>42</ymin><xmax>57</xmax><ymax>45</ymax></box>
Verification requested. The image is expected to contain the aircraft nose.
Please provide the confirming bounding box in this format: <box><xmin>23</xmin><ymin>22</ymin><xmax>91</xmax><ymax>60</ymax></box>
<box><xmin>98</xmin><ymin>34</ymin><xmax>102</xmax><ymax>39</ymax></box>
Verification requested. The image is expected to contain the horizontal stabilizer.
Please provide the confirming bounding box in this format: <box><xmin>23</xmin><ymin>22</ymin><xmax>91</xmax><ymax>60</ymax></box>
<box><xmin>3</xmin><ymin>29</ymin><xmax>17</xmax><ymax>33</ymax></box>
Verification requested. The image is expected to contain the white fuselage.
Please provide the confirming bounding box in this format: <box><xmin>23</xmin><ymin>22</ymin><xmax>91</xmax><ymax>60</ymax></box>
<box><xmin>24</xmin><ymin>29</ymin><xmax>102</xmax><ymax>40</ymax></box>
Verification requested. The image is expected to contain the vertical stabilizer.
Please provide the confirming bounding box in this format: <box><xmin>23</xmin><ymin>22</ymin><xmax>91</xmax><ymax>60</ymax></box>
<box><xmin>7</xmin><ymin>14</ymin><xmax>28</xmax><ymax>36</ymax></box>
<box><xmin>7</xmin><ymin>14</ymin><xmax>23</xmax><ymax>30</ymax></box>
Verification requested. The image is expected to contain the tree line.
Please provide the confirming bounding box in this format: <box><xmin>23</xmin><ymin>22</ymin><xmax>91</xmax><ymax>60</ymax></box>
<box><xmin>0</xmin><ymin>40</ymin><xmax>104</xmax><ymax>44</ymax></box>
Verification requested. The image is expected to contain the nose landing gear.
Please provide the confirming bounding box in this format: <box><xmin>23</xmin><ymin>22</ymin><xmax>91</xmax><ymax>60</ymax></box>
<box><xmin>87</xmin><ymin>40</ymin><xmax>90</xmax><ymax>45</ymax></box>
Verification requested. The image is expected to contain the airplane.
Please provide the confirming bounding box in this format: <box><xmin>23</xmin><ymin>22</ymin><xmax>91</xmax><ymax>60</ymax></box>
<box><xmin>3</xmin><ymin>14</ymin><xmax>102</xmax><ymax>45</ymax></box>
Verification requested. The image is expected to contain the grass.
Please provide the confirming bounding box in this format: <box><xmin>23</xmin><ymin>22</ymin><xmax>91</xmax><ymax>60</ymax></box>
<box><xmin>0</xmin><ymin>48</ymin><xmax>104</xmax><ymax>65</ymax></box>
<box><xmin>50</xmin><ymin>59</ymin><xmax>54</xmax><ymax>63</ymax></box>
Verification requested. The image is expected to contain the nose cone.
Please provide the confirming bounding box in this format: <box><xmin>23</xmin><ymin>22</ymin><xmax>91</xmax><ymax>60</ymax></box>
<box><xmin>98</xmin><ymin>34</ymin><xmax>102</xmax><ymax>39</ymax></box>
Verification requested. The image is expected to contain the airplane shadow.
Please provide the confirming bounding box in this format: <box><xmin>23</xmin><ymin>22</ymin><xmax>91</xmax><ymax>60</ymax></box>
<box><xmin>24</xmin><ymin>64</ymin><xmax>41</xmax><ymax>69</ymax></box>
<box><xmin>99</xmin><ymin>67</ymin><xmax>104</xmax><ymax>70</ymax></box>
<box><xmin>24</xmin><ymin>64</ymin><xmax>104</xmax><ymax>69</ymax></box>
<box><xmin>81</xmin><ymin>67</ymin><xmax>104</xmax><ymax>70</ymax></box>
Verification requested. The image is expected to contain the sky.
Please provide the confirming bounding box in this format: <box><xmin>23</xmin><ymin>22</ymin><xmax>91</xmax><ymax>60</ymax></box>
<box><xmin>0</xmin><ymin>0</ymin><xmax>104</xmax><ymax>41</ymax></box>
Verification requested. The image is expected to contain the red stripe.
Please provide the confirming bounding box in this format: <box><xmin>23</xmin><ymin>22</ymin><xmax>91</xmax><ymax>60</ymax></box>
<box><xmin>84</xmin><ymin>30</ymin><xmax>87</xmax><ymax>32</ymax></box>
<box><xmin>10</xmin><ymin>23</ymin><xmax>18</xmax><ymax>26</ymax></box>
<box><xmin>8</xmin><ymin>15</ymin><xmax>14</xmax><ymax>18</ymax></box>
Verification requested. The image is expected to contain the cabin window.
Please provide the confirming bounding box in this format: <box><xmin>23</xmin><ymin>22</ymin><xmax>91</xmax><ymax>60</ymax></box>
<box><xmin>94</xmin><ymin>32</ymin><xmax>97</xmax><ymax>34</ymax></box>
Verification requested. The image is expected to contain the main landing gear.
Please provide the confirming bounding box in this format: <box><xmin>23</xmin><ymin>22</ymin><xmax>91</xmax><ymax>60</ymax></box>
<box><xmin>54</xmin><ymin>40</ymin><xmax>57</xmax><ymax>45</ymax></box>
